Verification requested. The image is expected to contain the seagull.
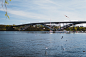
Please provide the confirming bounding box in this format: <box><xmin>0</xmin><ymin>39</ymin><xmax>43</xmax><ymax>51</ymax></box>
<box><xmin>45</xmin><ymin>47</ymin><xmax>48</xmax><ymax>49</ymax></box>
<box><xmin>61</xmin><ymin>36</ymin><xmax>63</xmax><ymax>39</ymax></box>
<box><xmin>64</xmin><ymin>15</ymin><xmax>70</xmax><ymax>19</ymax></box>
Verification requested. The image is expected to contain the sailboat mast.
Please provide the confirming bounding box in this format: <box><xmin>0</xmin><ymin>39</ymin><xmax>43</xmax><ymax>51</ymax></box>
<box><xmin>50</xmin><ymin>19</ymin><xmax>51</xmax><ymax>31</ymax></box>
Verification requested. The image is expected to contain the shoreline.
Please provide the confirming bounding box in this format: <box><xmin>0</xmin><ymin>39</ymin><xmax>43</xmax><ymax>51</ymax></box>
<box><xmin>0</xmin><ymin>31</ymin><xmax>86</xmax><ymax>33</ymax></box>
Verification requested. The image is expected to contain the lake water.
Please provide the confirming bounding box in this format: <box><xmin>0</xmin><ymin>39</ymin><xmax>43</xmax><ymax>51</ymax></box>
<box><xmin>0</xmin><ymin>31</ymin><xmax>86</xmax><ymax>57</ymax></box>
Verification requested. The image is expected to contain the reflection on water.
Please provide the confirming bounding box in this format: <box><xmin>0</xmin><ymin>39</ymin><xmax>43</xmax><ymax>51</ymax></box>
<box><xmin>0</xmin><ymin>31</ymin><xmax>86</xmax><ymax>57</ymax></box>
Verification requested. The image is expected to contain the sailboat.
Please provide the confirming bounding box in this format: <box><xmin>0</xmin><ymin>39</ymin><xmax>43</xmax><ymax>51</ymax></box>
<box><xmin>55</xmin><ymin>30</ymin><xmax>69</xmax><ymax>33</ymax></box>
<box><xmin>49</xmin><ymin>19</ymin><xmax>53</xmax><ymax>34</ymax></box>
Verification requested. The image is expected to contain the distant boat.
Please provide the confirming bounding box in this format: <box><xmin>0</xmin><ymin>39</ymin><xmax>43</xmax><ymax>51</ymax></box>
<box><xmin>49</xmin><ymin>19</ymin><xmax>53</xmax><ymax>34</ymax></box>
<box><xmin>49</xmin><ymin>30</ymin><xmax>53</xmax><ymax>34</ymax></box>
<box><xmin>55</xmin><ymin>30</ymin><xmax>69</xmax><ymax>33</ymax></box>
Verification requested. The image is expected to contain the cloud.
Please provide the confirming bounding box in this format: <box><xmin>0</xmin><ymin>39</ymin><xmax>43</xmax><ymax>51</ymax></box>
<box><xmin>0</xmin><ymin>0</ymin><xmax>86</xmax><ymax>25</ymax></box>
<box><xmin>7</xmin><ymin>9</ymin><xmax>51</xmax><ymax>20</ymax></box>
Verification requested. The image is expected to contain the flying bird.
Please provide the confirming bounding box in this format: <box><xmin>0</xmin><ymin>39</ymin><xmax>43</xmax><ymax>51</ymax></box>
<box><xmin>65</xmin><ymin>15</ymin><xmax>69</xmax><ymax>18</ymax></box>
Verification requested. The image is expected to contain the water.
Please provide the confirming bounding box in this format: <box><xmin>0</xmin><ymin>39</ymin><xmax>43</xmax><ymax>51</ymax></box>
<box><xmin>0</xmin><ymin>31</ymin><xmax>86</xmax><ymax>57</ymax></box>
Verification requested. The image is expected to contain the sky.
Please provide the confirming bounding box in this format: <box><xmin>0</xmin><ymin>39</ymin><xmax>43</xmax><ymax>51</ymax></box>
<box><xmin>0</xmin><ymin>0</ymin><xmax>86</xmax><ymax>26</ymax></box>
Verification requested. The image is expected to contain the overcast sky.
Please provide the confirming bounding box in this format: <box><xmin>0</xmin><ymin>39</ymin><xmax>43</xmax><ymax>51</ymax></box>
<box><xmin>0</xmin><ymin>0</ymin><xmax>86</xmax><ymax>25</ymax></box>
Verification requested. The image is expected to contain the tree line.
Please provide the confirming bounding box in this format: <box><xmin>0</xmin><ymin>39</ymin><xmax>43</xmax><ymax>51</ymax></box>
<box><xmin>0</xmin><ymin>25</ymin><xmax>86</xmax><ymax>31</ymax></box>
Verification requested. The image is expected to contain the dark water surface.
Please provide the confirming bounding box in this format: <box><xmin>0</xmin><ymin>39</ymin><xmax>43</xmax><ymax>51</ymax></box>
<box><xmin>0</xmin><ymin>31</ymin><xmax>86</xmax><ymax>57</ymax></box>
